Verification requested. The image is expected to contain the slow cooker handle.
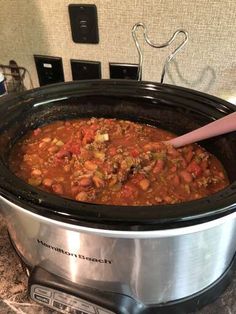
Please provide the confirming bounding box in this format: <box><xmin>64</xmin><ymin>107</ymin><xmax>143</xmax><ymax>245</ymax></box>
<box><xmin>132</xmin><ymin>22</ymin><xmax>188</xmax><ymax>83</ymax></box>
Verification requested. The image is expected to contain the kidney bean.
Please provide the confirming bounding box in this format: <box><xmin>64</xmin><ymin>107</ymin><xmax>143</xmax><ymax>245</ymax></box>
<box><xmin>42</xmin><ymin>178</ymin><xmax>53</xmax><ymax>188</ymax></box>
<box><xmin>185</xmin><ymin>149</ymin><xmax>193</xmax><ymax>163</ymax></box>
<box><xmin>64</xmin><ymin>164</ymin><xmax>71</xmax><ymax>172</ymax></box>
<box><xmin>71</xmin><ymin>186</ymin><xmax>80</xmax><ymax>195</ymax></box>
<box><xmin>28</xmin><ymin>177</ymin><xmax>42</xmax><ymax>186</ymax></box>
<box><xmin>39</xmin><ymin>142</ymin><xmax>47</xmax><ymax>148</ymax></box>
<box><xmin>33</xmin><ymin>128</ymin><xmax>41</xmax><ymax>136</ymax></box>
<box><xmin>75</xmin><ymin>191</ymin><xmax>88</xmax><ymax>201</ymax></box>
<box><xmin>92</xmin><ymin>175</ymin><xmax>104</xmax><ymax>188</ymax></box>
<box><xmin>31</xmin><ymin>169</ymin><xmax>42</xmax><ymax>176</ymax></box>
<box><xmin>180</xmin><ymin>158</ymin><xmax>187</xmax><ymax>168</ymax></box>
<box><xmin>172</xmin><ymin>174</ymin><xmax>180</xmax><ymax>186</ymax></box>
<box><xmin>78</xmin><ymin>177</ymin><xmax>92</xmax><ymax>187</ymax></box>
<box><xmin>76</xmin><ymin>130</ymin><xmax>82</xmax><ymax>139</ymax></box>
<box><xmin>201</xmin><ymin>160</ymin><xmax>209</xmax><ymax>171</ymax></box>
<box><xmin>204</xmin><ymin>169</ymin><xmax>211</xmax><ymax>176</ymax></box>
<box><xmin>153</xmin><ymin>159</ymin><xmax>164</xmax><ymax>174</ymax></box>
<box><xmin>180</xmin><ymin>170</ymin><xmax>193</xmax><ymax>183</ymax></box>
<box><xmin>154</xmin><ymin>196</ymin><xmax>163</xmax><ymax>203</ymax></box>
<box><xmin>48</xmin><ymin>146</ymin><xmax>59</xmax><ymax>154</ymax></box>
<box><xmin>163</xmin><ymin>196</ymin><xmax>172</xmax><ymax>203</ymax></box>
<box><xmin>139</xmin><ymin>179</ymin><xmax>150</xmax><ymax>191</ymax></box>
<box><xmin>42</xmin><ymin>137</ymin><xmax>51</xmax><ymax>143</ymax></box>
<box><xmin>218</xmin><ymin>171</ymin><xmax>225</xmax><ymax>179</ymax></box>
<box><xmin>52</xmin><ymin>183</ymin><xmax>63</xmax><ymax>194</ymax></box>
<box><xmin>84</xmin><ymin>160</ymin><xmax>98</xmax><ymax>171</ymax></box>
<box><xmin>170</xmin><ymin>165</ymin><xmax>177</xmax><ymax>173</ymax></box>
<box><xmin>109</xmin><ymin>176</ymin><xmax>118</xmax><ymax>187</ymax></box>
<box><xmin>143</xmin><ymin>142</ymin><xmax>164</xmax><ymax>152</ymax></box>
<box><xmin>56</xmin><ymin>140</ymin><xmax>64</xmax><ymax>146</ymax></box>
<box><xmin>167</xmin><ymin>146</ymin><xmax>180</xmax><ymax>157</ymax></box>
<box><xmin>184</xmin><ymin>184</ymin><xmax>191</xmax><ymax>194</ymax></box>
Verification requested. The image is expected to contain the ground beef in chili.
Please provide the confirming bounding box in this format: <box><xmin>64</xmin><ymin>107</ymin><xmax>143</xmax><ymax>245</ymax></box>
<box><xmin>8</xmin><ymin>118</ymin><xmax>229</xmax><ymax>206</ymax></box>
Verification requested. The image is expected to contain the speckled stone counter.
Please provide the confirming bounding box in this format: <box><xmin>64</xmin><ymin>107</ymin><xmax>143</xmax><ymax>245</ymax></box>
<box><xmin>0</xmin><ymin>213</ymin><xmax>235</xmax><ymax>314</ymax></box>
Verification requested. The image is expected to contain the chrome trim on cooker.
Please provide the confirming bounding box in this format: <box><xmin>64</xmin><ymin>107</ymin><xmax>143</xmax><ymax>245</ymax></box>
<box><xmin>1</xmin><ymin>196</ymin><xmax>235</xmax><ymax>238</ymax></box>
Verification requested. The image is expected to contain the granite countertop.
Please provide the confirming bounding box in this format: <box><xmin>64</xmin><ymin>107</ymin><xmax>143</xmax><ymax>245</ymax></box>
<box><xmin>0</xmin><ymin>214</ymin><xmax>235</xmax><ymax>314</ymax></box>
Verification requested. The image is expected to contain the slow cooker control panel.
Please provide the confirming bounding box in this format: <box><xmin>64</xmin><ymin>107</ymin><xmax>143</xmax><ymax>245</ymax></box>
<box><xmin>30</xmin><ymin>284</ymin><xmax>115</xmax><ymax>314</ymax></box>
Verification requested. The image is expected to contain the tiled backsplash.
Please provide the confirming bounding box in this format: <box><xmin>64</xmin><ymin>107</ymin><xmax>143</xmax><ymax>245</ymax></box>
<box><xmin>0</xmin><ymin>0</ymin><xmax>235</xmax><ymax>102</ymax></box>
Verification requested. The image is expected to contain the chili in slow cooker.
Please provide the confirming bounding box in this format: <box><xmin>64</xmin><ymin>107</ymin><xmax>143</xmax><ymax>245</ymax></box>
<box><xmin>9</xmin><ymin>118</ymin><xmax>229</xmax><ymax>206</ymax></box>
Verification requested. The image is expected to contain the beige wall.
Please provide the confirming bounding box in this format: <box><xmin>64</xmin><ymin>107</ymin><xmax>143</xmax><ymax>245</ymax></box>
<box><xmin>1</xmin><ymin>0</ymin><xmax>235</xmax><ymax>102</ymax></box>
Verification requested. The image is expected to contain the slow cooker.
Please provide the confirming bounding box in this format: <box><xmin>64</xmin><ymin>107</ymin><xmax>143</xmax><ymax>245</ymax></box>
<box><xmin>0</xmin><ymin>80</ymin><xmax>236</xmax><ymax>314</ymax></box>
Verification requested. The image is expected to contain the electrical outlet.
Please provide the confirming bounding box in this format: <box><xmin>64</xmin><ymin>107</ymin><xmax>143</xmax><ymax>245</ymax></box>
<box><xmin>71</xmin><ymin>60</ymin><xmax>101</xmax><ymax>80</ymax></box>
<box><xmin>34</xmin><ymin>55</ymin><xmax>64</xmax><ymax>86</ymax></box>
<box><xmin>68</xmin><ymin>4</ymin><xmax>99</xmax><ymax>44</ymax></box>
<box><xmin>109</xmin><ymin>63</ymin><xmax>139</xmax><ymax>80</ymax></box>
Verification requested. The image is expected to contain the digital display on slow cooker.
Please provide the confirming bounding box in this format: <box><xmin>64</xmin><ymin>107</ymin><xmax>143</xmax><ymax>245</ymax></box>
<box><xmin>30</xmin><ymin>284</ymin><xmax>115</xmax><ymax>314</ymax></box>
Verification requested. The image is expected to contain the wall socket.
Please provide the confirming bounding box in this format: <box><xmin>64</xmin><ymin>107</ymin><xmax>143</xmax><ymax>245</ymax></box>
<box><xmin>109</xmin><ymin>63</ymin><xmax>139</xmax><ymax>80</ymax></box>
<box><xmin>34</xmin><ymin>55</ymin><xmax>64</xmax><ymax>86</ymax></box>
<box><xmin>71</xmin><ymin>60</ymin><xmax>101</xmax><ymax>80</ymax></box>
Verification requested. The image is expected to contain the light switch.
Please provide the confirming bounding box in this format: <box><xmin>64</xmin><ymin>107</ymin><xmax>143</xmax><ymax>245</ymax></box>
<box><xmin>68</xmin><ymin>4</ymin><xmax>99</xmax><ymax>44</ymax></box>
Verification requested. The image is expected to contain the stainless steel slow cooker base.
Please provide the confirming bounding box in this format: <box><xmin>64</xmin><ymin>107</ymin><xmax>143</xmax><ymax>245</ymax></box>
<box><xmin>2</xmin><ymin>196</ymin><xmax>236</xmax><ymax>308</ymax></box>
<box><xmin>8</xmin><ymin>227</ymin><xmax>236</xmax><ymax>314</ymax></box>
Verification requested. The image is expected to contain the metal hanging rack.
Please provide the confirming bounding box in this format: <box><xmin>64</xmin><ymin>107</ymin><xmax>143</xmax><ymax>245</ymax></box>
<box><xmin>0</xmin><ymin>60</ymin><xmax>33</xmax><ymax>93</ymax></box>
<box><xmin>132</xmin><ymin>22</ymin><xmax>188</xmax><ymax>83</ymax></box>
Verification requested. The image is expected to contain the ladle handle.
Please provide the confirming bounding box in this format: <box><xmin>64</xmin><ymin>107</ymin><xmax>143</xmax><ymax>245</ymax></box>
<box><xmin>167</xmin><ymin>112</ymin><xmax>236</xmax><ymax>148</ymax></box>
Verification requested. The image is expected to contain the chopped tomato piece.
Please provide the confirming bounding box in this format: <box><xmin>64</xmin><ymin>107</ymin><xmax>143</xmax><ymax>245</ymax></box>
<box><xmin>68</xmin><ymin>143</ymin><xmax>81</xmax><ymax>155</ymax></box>
<box><xmin>187</xmin><ymin>160</ymin><xmax>202</xmax><ymax>177</ymax></box>
<box><xmin>82</xmin><ymin>131</ymin><xmax>95</xmax><ymax>145</ymax></box>
<box><xmin>90</xmin><ymin>124</ymin><xmax>99</xmax><ymax>131</ymax></box>
<box><xmin>130</xmin><ymin>148</ymin><xmax>140</xmax><ymax>157</ymax></box>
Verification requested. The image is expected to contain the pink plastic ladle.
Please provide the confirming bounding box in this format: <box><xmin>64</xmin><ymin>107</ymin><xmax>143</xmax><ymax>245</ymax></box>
<box><xmin>166</xmin><ymin>111</ymin><xmax>236</xmax><ymax>148</ymax></box>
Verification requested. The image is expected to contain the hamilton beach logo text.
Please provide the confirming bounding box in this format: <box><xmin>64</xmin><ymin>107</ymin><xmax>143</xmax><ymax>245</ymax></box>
<box><xmin>37</xmin><ymin>239</ymin><xmax>112</xmax><ymax>264</ymax></box>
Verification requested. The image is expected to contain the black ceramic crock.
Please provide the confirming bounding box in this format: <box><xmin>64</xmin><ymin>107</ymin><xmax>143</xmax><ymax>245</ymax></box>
<box><xmin>0</xmin><ymin>80</ymin><xmax>235</xmax><ymax>231</ymax></box>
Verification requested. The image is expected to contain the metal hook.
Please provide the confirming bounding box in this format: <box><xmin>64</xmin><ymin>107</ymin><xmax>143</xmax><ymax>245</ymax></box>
<box><xmin>132</xmin><ymin>22</ymin><xmax>188</xmax><ymax>83</ymax></box>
